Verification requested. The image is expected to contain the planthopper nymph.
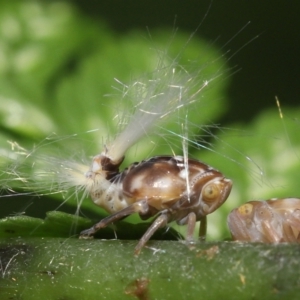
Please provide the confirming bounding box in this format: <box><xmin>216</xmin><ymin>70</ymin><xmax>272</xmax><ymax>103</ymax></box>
<box><xmin>81</xmin><ymin>154</ymin><xmax>232</xmax><ymax>254</ymax></box>
<box><xmin>0</xmin><ymin>29</ymin><xmax>234</xmax><ymax>254</ymax></box>
<box><xmin>227</xmin><ymin>198</ymin><xmax>300</xmax><ymax>243</ymax></box>
<box><xmin>77</xmin><ymin>41</ymin><xmax>233</xmax><ymax>254</ymax></box>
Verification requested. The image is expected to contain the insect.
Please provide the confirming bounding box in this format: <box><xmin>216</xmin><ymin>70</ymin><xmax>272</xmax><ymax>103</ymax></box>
<box><xmin>227</xmin><ymin>198</ymin><xmax>300</xmax><ymax>243</ymax></box>
<box><xmin>1</xmin><ymin>27</ymin><xmax>233</xmax><ymax>254</ymax></box>
<box><xmin>68</xmin><ymin>36</ymin><xmax>234</xmax><ymax>254</ymax></box>
<box><xmin>80</xmin><ymin>154</ymin><xmax>232</xmax><ymax>254</ymax></box>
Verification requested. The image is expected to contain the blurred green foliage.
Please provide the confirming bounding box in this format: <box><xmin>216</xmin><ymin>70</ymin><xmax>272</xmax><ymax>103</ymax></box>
<box><xmin>0</xmin><ymin>0</ymin><xmax>299</xmax><ymax>242</ymax></box>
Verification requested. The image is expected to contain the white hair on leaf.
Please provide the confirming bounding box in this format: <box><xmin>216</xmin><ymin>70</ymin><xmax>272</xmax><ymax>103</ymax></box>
<box><xmin>102</xmin><ymin>56</ymin><xmax>219</xmax><ymax>165</ymax></box>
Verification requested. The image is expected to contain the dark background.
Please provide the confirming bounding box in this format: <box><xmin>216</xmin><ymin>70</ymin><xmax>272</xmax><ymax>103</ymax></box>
<box><xmin>66</xmin><ymin>0</ymin><xmax>300</xmax><ymax>125</ymax></box>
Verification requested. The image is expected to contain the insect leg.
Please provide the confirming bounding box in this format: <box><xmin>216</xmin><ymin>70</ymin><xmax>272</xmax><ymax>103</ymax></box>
<box><xmin>260</xmin><ymin>220</ymin><xmax>282</xmax><ymax>243</ymax></box>
<box><xmin>182</xmin><ymin>213</ymin><xmax>207</xmax><ymax>243</ymax></box>
<box><xmin>281</xmin><ymin>221</ymin><xmax>298</xmax><ymax>242</ymax></box>
<box><xmin>286</xmin><ymin>209</ymin><xmax>300</xmax><ymax>241</ymax></box>
<box><xmin>134</xmin><ymin>213</ymin><xmax>171</xmax><ymax>255</ymax></box>
<box><xmin>199</xmin><ymin>216</ymin><xmax>207</xmax><ymax>241</ymax></box>
<box><xmin>185</xmin><ymin>212</ymin><xmax>197</xmax><ymax>242</ymax></box>
<box><xmin>80</xmin><ymin>199</ymin><xmax>149</xmax><ymax>237</ymax></box>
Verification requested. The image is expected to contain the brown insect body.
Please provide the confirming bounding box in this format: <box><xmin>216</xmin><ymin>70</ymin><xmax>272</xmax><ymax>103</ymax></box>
<box><xmin>227</xmin><ymin>198</ymin><xmax>300</xmax><ymax>243</ymax></box>
<box><xmin>81</xmin><ymin>155</ymin><xmax>232</xmax><ymax>254</ymax></box>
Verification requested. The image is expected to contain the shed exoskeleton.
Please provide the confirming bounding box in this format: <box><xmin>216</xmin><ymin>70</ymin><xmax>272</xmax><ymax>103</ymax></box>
<box><xmin>227</xmin><ymin>198</ymin><xmax>300</xmax><ymax>243</ymax></box>
<box><xmin>80</xmin><ymin>155</ymin><xmax>232</xmax><ymax>254</ymax></box>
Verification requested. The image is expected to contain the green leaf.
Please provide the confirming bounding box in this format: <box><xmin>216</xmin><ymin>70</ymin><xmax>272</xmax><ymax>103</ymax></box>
<box><xmin>1</xmin><ymin>238</ymin><xmax>300</xmax><ymax>299</ymax></box>
<box><xmin>0</xmin><ymin>211</ymin><xmax>181</xmax><ymax>240</ymax></box>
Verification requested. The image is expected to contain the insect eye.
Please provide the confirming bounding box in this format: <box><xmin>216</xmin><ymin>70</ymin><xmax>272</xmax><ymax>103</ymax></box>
<box><xmin>202</xmin><ymin>183</ymin><xmax>220</xmax><ymax>202</ymax></box>
<box><xmin>237</xmin><ymin>203</ymin><xmax>253</xmax><ymax>216</ymax></box>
